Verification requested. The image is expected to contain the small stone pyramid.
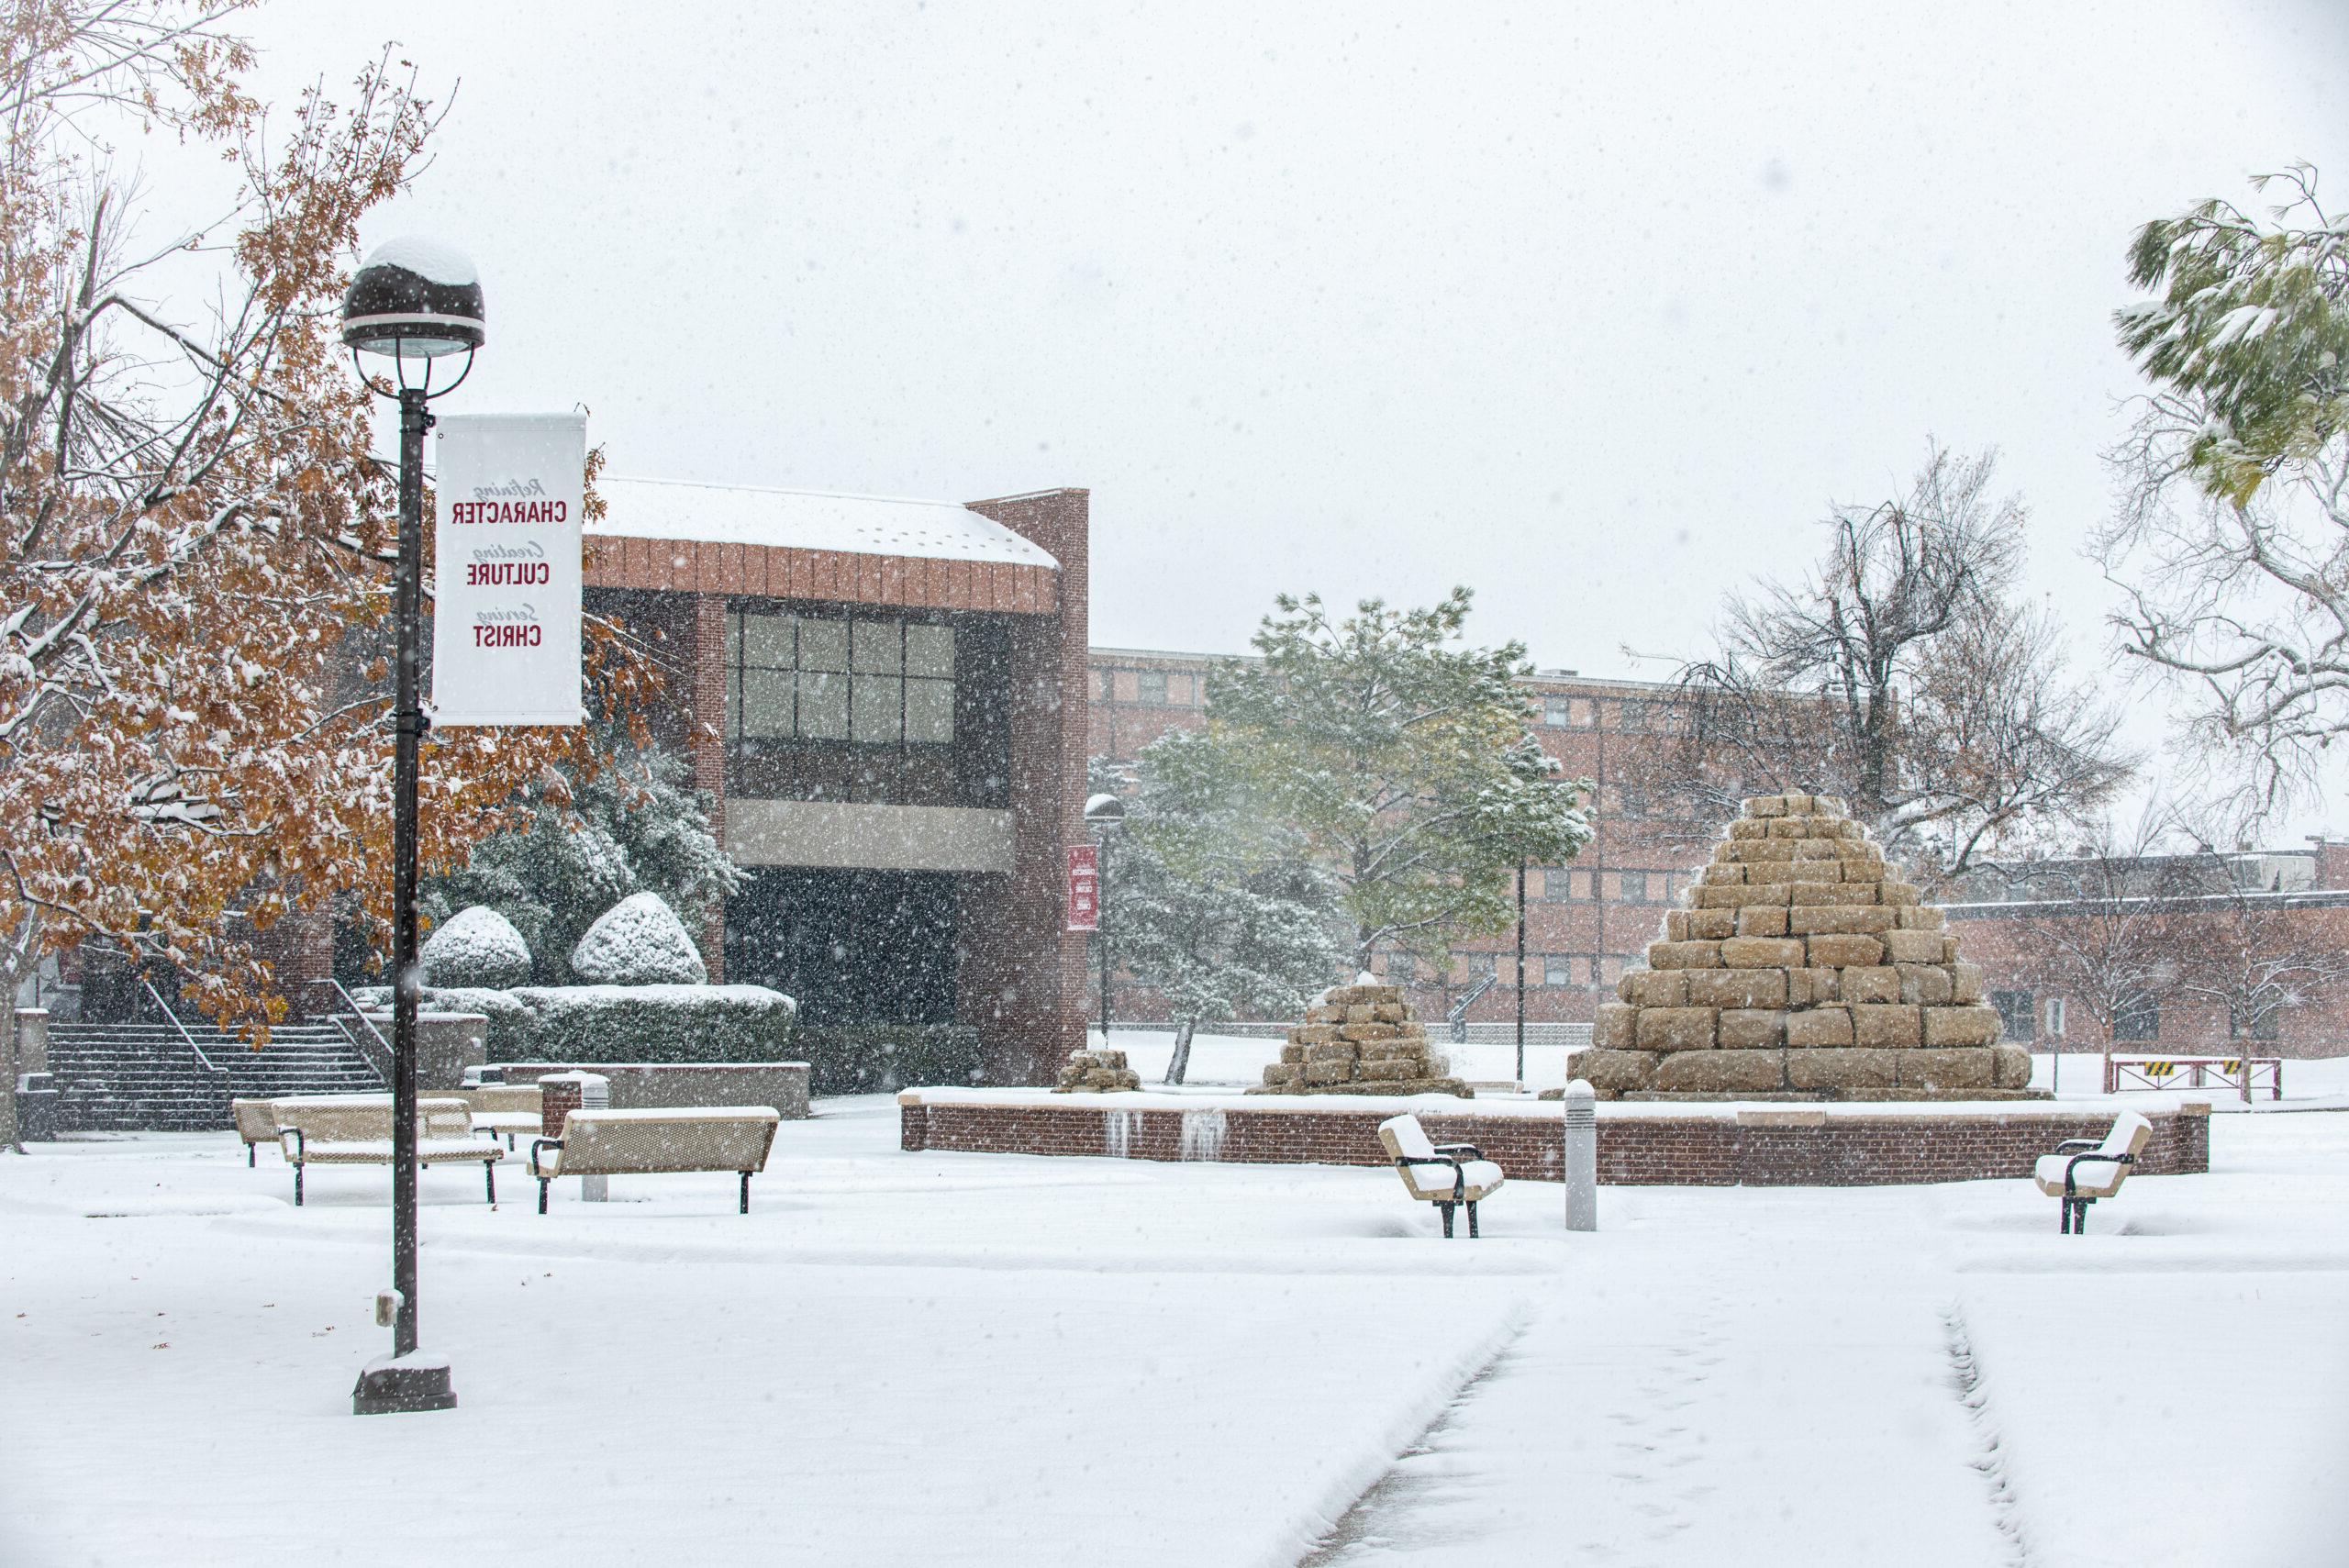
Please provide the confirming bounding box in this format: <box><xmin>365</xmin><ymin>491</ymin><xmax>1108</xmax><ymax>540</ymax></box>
<box><xmin>1252</xmin><ymin>973</ymin><xmax>1473</xmax><ymax>1098</ymax></box>
<box><xmin>1054</xmin><ymin>1045</ymin><xmax>1141</xmax><ymax>1092</ymax></box>
<box><xmin>1569</xmin><ymin>793</ymin><xmax>2037</xmax><ymax>1101</ymax></box>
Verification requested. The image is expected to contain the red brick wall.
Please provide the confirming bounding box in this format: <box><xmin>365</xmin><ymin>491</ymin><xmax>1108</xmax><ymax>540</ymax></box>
<box><xmin>961</xmin><ymin>491</ymin><xmax>1091</xmax><ymax>1084</ymax></box>
<box><xmin>898</xmin><ymin>1097</ymin><xmax>2210</xmax><ymax>1185</ymax></box>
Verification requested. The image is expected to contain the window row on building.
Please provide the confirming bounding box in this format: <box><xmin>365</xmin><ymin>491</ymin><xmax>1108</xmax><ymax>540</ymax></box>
<box><xmin>1093</xmin><ymin>665</ymin><xmax>1208</xmax><ymax>708</ymax></box>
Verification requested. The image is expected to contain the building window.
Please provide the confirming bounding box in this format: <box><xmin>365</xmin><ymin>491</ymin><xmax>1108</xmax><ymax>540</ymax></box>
<box><xmin>727</xmin><ymin>609</ymin><xmax>955</xmax><ymax>747</ymax></box>
<box><xmin>1137</xmin><ymin>669</ymin><xmax>1168</xmax><ymax>706</ymax></box>
<box><xmin>1464</xmin><ymin>951</ymin><xmax>1497</xmax><ymax>977</ymax></box>
<box><xmin>1991</xmin><ymin>989</ymin><xmax>2035</xmax><ymax>1042</ymax></box>
<box><xmin>2113</xmin><ymin>994</ymin><xmax>2161</xmax><ymax>1042</ymax></box>
<box><xmin>1543</xmin><ymin>954</ymin><xmax>1578</xmax><ymax>987</ymax></box>
<box><xmin>1542</xmin><ymin>695</ymin><xmax>1574</xmax><ymax>728</ymax></box>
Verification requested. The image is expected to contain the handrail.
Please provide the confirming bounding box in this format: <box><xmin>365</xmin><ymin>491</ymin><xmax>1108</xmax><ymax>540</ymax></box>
<box><xmin>310</xmin><ymin>976</ymin><xmax>392</xmax><ymax>1053</ymax></box>
<box><xmin>140</xmin><ymin>975</ymin><xmax>223</xmax><ymax>1075</ymax></box>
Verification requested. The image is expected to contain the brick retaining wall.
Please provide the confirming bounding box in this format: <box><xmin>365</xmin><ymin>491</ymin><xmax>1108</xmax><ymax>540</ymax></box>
<box><xmin>897</xmin><ymin>1093</ymin><xmax>2210</xmax><ymax>1186</ymax></box>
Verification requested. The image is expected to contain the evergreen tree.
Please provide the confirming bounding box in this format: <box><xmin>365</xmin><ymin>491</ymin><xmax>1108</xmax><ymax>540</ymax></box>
<box><xmin>1094</xmin><ymin>744</ymin><xmax>1345</xmax><ymax>1084</ymax></box>
<box><xmin>421</xmin><ymin>723</ymin><xmax>740</xmax><ymax>984</ymax></box>
<box><xmin>1207</xmin><ymin>589</ymin><xmax>1593</xmax><ymax>973</ymax></box>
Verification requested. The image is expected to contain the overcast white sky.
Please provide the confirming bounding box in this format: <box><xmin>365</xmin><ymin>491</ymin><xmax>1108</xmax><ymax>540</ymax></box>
<box><xmin>227</xmin><ymin>1</ymin><xmax>2348</xmax><ymax>827</ymax></box>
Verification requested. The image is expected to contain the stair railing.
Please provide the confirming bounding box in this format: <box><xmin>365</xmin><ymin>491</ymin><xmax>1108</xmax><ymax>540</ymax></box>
<box><xmin>306</xmin><ymin>977</ymin><xmax>393</xmax><ymax>1085</ymax></box>
<box><xmin>139</xmin><ymin>975</ymin><xmax>224</xmax><ymax>1076</ymax></box>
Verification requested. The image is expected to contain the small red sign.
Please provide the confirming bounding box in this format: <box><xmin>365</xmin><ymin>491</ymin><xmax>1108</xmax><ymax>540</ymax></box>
<box><xmin>1066</xmin><ymin>844</ymin><xmax>1100</xmax><ymax>932</ymax></box>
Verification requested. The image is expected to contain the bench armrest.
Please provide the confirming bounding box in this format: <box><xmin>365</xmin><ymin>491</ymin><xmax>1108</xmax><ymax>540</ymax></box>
<box><xmin>529</xmin><ymin>1138</ymin><xmax>563</xmax><ymax>1179</ymax></box>
<box><xmin>1432</xmin><ymin>1142</ymin><xmax>1483</xmax><ymax>1160</ymax></box>
<box><xmin>2062</xmin><ymin>1150</ymin><xmax>2135</xmax><ymax>1195</ymax></box>
<box><xmin>1396</xmin><ymin>1152</ymin><xmax>1470</xmax><ymax>1202</ymax></box>
<box><xmin>277</xmin><ymin>1126</ymin><xmax>306</xmax><ymax>1162</ymax></box>
<box><xmin>2053</xmin><ymin>1139</ymin><xmax>2102</xmax><ymax>1153</ymax></box>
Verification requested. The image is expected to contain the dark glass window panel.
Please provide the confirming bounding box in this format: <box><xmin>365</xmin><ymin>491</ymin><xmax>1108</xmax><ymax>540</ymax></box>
<box><xmin>906</xmin><ymin>678</ymin><xmax>954</xmax><ymax>743</ymax></box>
<box><xmin>852</xmin><ymin>617</ymin><xmax>902</xmax><ymax>673</ymax></box>
<box><xmin>906</xmin><ymin>623</ymin><xmax>954</xmax><ymax>678</ymax></box>
<box><xmin>1137</xmin><ymin>670</ymin><xmax>1168</xmax><ymax>705</ymax></box>
<box><xmin>852</xmin><ymin>674</ymin><xmax>903</xmax><ymax>741</ymax></box>
<box><xmin>741</xmin><ymin>668</ymin><xmax>793</xmax><ymax>739</ymax></box>
<box><xmin>798</xmin><ymin>671</ymin><xmax>849</xmax><ymax>740</ymax></box>
<box><xmin>798</xmin><ymin>618</ymin><xmax>848</xmax><ymax>673</ymax></box>
<box><xmin>744</xmin><ymin>611</ymin><xmax>794</xmax><ymax>668</ymax></box>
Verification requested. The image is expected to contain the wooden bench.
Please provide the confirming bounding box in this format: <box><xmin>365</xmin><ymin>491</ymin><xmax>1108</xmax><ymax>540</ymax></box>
<box><xmin>273</xmin><ymin>1096</ymin><xmax>504</xmax><ymax>1207</ymax></box>
<box><xmin>2033</xmin><ymin>1110</ymin><xmax>2153</xmax><ymax>1234</ymax></box>
<box><xmin>529</xmin><ymin>1106</ymin><xmax>781</xmax><ymax>1213</ymax></box>
<box><xmin>1376</xmin><ymin>1113</ymin><xmax>1505</xmax><ymax>1238</ymax></box>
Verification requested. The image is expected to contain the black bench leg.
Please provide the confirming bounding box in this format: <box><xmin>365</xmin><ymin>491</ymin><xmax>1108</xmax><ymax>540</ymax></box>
<box><xmin>1439</xmin><ymin>1202</ymin><xmax>1455</xmax><ymax>1239</ymax></box>
<box><xmin>740</xmin><ymin>1172</ymin><xmax>751</xmax><ymax>1214</ymax></box>
<box><xmin>2075</xmin><ymin>1199</ymin><xmax>2090</xmax><ymax>1236</ymax></box>
<box><xmin>248</xmin><ymin>1143</ymin><xmax>256</xmax><ymax>1168</ymax></box>
<box><xmin>1467</xmin><ymin>1201</ymin><xmax>1480</xmax><ymax>1239</ymax></box>
<box><xmin>538</xmin><ymin>1178</ymin><xmax>549</xmax><ymax>1215</ymax></box>
<box><xmin>485</xmin><ymin>1161</ymin><xmax>497</xmax><ymax>1206</ymax></box>
<box><xmin>294</xmin><ymin>1163</ymin><xmax>304</xmax><ymax>1207</ymax></box>
<box><xmin>2058</xmin><ymin>1198</ymin><xmax>2070</xmax><ymax>1234</ymax></box>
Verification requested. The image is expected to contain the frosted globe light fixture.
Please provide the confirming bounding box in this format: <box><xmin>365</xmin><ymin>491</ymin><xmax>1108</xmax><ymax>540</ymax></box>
<box><xmin>340</xmin><ymin>236</ymin><xmax>485</xmax><ymax>359</ymax></box>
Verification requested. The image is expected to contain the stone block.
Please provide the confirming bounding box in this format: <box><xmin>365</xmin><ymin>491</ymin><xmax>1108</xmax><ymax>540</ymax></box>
<box><xmin>1897</xmin><ymin>906</ymin><xmax>1945</xmax><ymax>929</ymax></box>
<box><xmin>1281</xmin><ymin>1042</ymin><xmax>1308</xmax><ymax>1064</ymax></box>
<box><xmin>1306</xmin><ymin>1041</ymin><xmax>1361</xmax><ymax>1064</ymax></box>
<box><xmin>1303</xmin><ymin>1059</ymin><xmax>1355</xmax><ymax>1085</ymax></box>
<box><xmin>1722</xmin><ymin>840</ymin><xmax>1798</xmax><ymax>864</ymax></box>
<box><xmin>1392</xmin><ymin>1023</ymin><xmax>1430</xmax><ymax>1042</ymax></box>
<box><xmin>1687</xmin><ymin>968</ymin><xmax>1789</xmax><ymax>1008</ymax></box>
<box><xmin>1717</xmin><ymin>1008</ymin><xmax>1787</xmax><ymax>1049</ymax></box>
<box><xmin>1592</xmin><ymin>1003</ymin><xmax>1639</xmax><ymax>1049</ymax></box>
<box><xmin>1805</xmin><ymin>933</ymin><xmax>1885</xmax><ymax>968</ymax></box>
<box><xmin>1880</xmin><ymin>929</ymin><xmax>1946</xmax><ymax>963</ymax></box>
<box><xmin>1897</xmin><ymin>964</ymin><xmax>1953</xmax><ymax>1006</ymax></box>
<box><xmin>1655</xmin><ymin>1049</ymin><xmax>1786</xmax><ymax>1094</ymax></box>
<box><xmin>1744</xmin><ymin>795</ymin><xmax>1788</xmax><ymax>817</ymax></box>
<box><xmin>1786</xmin><ymin>1047</ymin><xmax>1899</xmax><ymax>1091</ymax></box>
<box><xmin>1262</xmin><ymin>1062</ymin><xmax>1305</xmax><ymax>1086</ymax></box>
<box><xmin>1360</xmin><ymin>1039</ymin><xmax>1428</xmax><ymax>1062</ymax></box>
<box><xmin>1943</xmin><ymin>935</ymin><xmax>1962</xmax><ymax>962</ymax></box>
<box><xmin>1702</xmin><ymin>862</ymin><xmax>1747</xmax><ymax>884</ymax></box>
<box><xmin>1647</xmin><ymin>940</ymin><xmax>1723</xmax><ymax>969</ymax></box>
<box><xmin>1812</xmin><ymin>795</ymin><xmax>1849</xmax><ymax>817</ymax></box>
<box><xmin>1991</xmin><ymin>1044</ymin><xmax>2033</xmax><ymax>1088</ymax></box>
<box><xmin>1791</xmin><ymin>840</ymin><xmax>1844</xmax><ymax>861</ymax></box>
<box><xmin>1664</xmin><ymin>909</ymin><xmax>1690</xmax><ymax>940</ymax></box>
<box><xmin>1372</xmin><ymin>1002</ymin><xmax>1408</xmax><ymax>1022</ymax></box>
<box><xmin>1720</xmin><ymin>936</ymin><xmax>1805</xmax><ymax>968</ymax></box>
<box><xmin>1898</xmin><ymin>1048</ymin><xmax>1994</xmax><ymax>1092</ymax></box>
<box><xmin>1949</xmin><ymin>963</ymin><xmax>1986</xmax><ymax>1005</ymax></box>
<box><xmin>1567</xmin><ymin>1048</ymin><xmax>1660</xmax><ymax>1093</ymax></box>
<box><xmin>1345</xmin><ymin>1003</ymin><xmax>1375</xmax><ymax>1023</ymax></box>
<box><xmin>1621</xmin><ymin>971</ymin><xmax>1687</xmax><ymax>1007</ymax></box>
<box><xmin>1341</xmin><ymin>1022</ymin><xmax>1401</xmax><ymax>1042</ymax></box>
<box><xmin>1291</xmin><ymin>1024</ymin><xmax>1339</xmax><ymax>1045</ymax></box>
<box><xmin>1784</xmin><ymin>882</ymin><xmax>1842</xmax><ymax>905</ymax></box>
<box><xmin>1358</xmin><ymin>1058</ymin><xmax>1418</xmax><ymax>1082</ymax></box>
<box><xmin>1734</xmin><ymin>906</ymin><xmax>1790</xmax><ymax>938</ymax></box>
<box><xmin>1923</xmin><ymin>1006</ymin><xmax>2001</xmax><ymax>1047</ymax></box>
<box><xmin>1687</xmin><ymin>907</ymin><xmax>1737</xmax><ymax>940</ymax></box>
<box><xmin>1637</xmin><ymin>1006</ymin><xmax>1718</xmax><ymax>1050</ymax></box>
<box><xmin>1839</xmin><ymin>966</ymin><xmax>1900</xmax><ymax>1004</ymax></box>
<box><xmin>1851</xmin><ymin>1004</ymin><xmax>1922</xmax><ymax>1048</ymax></box>
<box><xmin>1767</xmin><ymin>817</ymin><xmax>1809</xmax><ymax>838</ymax></box>
<box><xmin>1697</xmin><ymin>884</ymin><xmax>1792</xmax><ymax>908</ymax></box>
<box><xmin>1784</xmin><ymin>1007</ymin><xmax>1854</xmax><ymax>1047</ymax></box>
<box><xmin>1812</xmin><ymin>883</ymin><xmax>1878</xmax><ymax>906</ymax></box>
<box><xmin>1779</xmin><ymin>792</ymin><xmax>1815</xmax><ymax>814</ymax></box>
<box><xmin>1786</xmin><ymin>967</ymin><xmax>1841</xmax><ymax>1006</ymax></box>
<box><xmin>1788</xmin><ymin>905</ymin><xmax>1898</xmax><ymax>935</ymax></box>
<box><xmin>1880</xmin><ymin>882</ymin><xmax>1921</xmax><ymax>906</ymax></box>
<box><xmin>1330</xmin><ymin>984</ymin><xmax>1402</xmax><ymax>1006</ymax></box>
<box><xmin>1730</xmin><ymin>818</ymin><xmax>1768</xmax><ymax>840</ymax></box>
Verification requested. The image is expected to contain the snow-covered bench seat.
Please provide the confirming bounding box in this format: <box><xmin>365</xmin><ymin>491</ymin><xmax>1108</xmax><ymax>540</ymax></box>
<box><xmin>233</xmin><ymin>1098</ymin><xmax>283</xmax><ymax>1165</ymax></box>
<box><xmin>529</xmin><ymin>1106</ymin><xmax>781</xmax><ymax>1214</ymax></box>
<box><xmin>274</xmin><ymin>1097</ymin><xmax>504</xmax><ymax>1207</ymax></box>
<box><xmin>2032</xmin><ymin>1109</ymin><xmax>2153</xmax><ymax>1234</ymax></box>
<box><xmin>447</xmin><ymin>1084</ymin><xmax>542</xmax><ymax>1148</ymax></box>
<box><xmin>1377</xmin><ymin>1113</ymin><xmax>1506</xmax><ymax>1239</ymax></box>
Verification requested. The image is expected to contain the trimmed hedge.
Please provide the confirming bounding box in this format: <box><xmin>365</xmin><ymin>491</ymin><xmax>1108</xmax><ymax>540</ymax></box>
<box><xmin>359</xmin><ymin>984</ymin><xmax>796</xmax><ymax>1064</ymax></box>
<box><xmin>796</xmin><ymin>1025</ymin><xmax>985</xmax><ymax>1095</ymax></box>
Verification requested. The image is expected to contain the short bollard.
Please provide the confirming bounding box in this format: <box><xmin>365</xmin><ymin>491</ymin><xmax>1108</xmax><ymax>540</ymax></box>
<box><xmin>1563</xmin><ymin>1079</ymin><xmax>1598</xmax><ymax>1232</ymax></box>
<box><xmin>577</xmin><ymin>1074</ymin><xmax>611</xmax><ymax>1202</ymax></box>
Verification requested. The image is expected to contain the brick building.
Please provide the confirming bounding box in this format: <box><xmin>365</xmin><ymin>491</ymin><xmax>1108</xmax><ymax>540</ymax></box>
<box><xmin>1087</xmin><ymin>650</ymin><xmax>1717</xmax><ymax>1025</ymax></box>
<box><xmin>586</xmin><ymin>479</ymin><xmax>1093</xmax><ymax>1084</ymax></box>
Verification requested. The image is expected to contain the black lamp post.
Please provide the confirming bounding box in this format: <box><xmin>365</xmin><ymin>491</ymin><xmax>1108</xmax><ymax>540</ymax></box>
<box><xmin>340</xmin><ymin>237</ymin><xmax>483</xmax><ymax>1418</ymax></box>
<box><xmin>1084</xmin><ymin>792</ymin><xmax>1126</xmax><ymax>1043</ymax></box>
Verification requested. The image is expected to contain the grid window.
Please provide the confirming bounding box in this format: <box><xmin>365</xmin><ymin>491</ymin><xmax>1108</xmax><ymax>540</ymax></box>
<box><xmin>1542</xmin><ymin>695</ymin><xmax>1574</xmax><ymax>727</ymax></box>
<box><xmin>1991</xmin><ymin>989</ymin><xmax>2035</xmax><ymax>1042</ymax></box>
<box><xmin>1137</xmin><ymin>669</ymin><xmax>1169</xmax><ymax>705</ymax></box>
<box><xmin>1543</xmin><ymin>954</ymin><xmax>1577</xmax><ymax>987</ymax></box>
<box><xmin>728</xmin><ymin>609</ymin><xmax>953</xmax><ymax>747</ymax></box>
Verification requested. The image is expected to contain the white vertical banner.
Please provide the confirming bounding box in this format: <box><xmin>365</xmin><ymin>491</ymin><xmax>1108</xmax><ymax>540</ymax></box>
<box><xmin>431</xmin><ymin>413</ymin><xmax>586</xmax><ymax>726</ymax></box>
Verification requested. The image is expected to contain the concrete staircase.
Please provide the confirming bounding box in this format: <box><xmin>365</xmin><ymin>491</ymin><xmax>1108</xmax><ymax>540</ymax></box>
<box><xmin>43</xmin><ymin>1021</ymin><xmax>385</xmax><ymax>1133</ymax></box>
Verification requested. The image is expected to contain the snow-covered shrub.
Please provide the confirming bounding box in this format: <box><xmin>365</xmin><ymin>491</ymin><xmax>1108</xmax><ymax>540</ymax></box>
<box><xmin>417</xmin><ymin>983</ymin><xmax>794</xmax><ymax>1063</ymax></box>
<box><xmin>796</xmin><ymin>1025</ymin><xmax>984</xmax><ymax>1095</ymax></box>
<box><xmin>568</xmin><ymin>892</ymin><xmax>707</xmax><ymax>985</ymax></box>
<box><xmin>417</xmin><ymin>906</ymin><xmax>533</xmax><ymax>989</ymax></box>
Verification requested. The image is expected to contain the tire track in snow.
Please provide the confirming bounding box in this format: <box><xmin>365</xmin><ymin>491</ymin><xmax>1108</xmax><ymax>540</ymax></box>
<box><xmin>1944</xmin><ymin>1302</ymin><xmax>2035</xmax><ymax>1568</ymax></box>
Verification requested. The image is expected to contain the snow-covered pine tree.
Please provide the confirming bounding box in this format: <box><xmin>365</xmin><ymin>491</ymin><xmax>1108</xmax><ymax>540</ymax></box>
<box><xmin>1093</xmin><ymin>744</ymin><xmax>1345</xmax><ymax>1084</ymax></box>
<box><xmin>1206</xmin><ymin>589</ymin><xmax>1594</xmax><ymax>975</ymax></box>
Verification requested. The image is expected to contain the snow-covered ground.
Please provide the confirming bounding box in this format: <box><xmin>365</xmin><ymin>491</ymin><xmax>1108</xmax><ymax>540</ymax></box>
<box><xmin>3</xmin><ymin>1102</ymin><xmax>2343</xmax><ymax>1565</ymax></box>
<box><xmin>1113</xmin><ymin>1029</ymin><xmax>2349</xmax><ymax>1108</ymax></box>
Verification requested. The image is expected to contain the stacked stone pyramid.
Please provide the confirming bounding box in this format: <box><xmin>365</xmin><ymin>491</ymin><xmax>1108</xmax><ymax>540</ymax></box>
<box><xmin>1252</xmin><ymin>976</ymin><xmax>1473</xmax><ymax>1097</ymax></box>
<box><xmin>1569</xmin><ymin>792</ymin><xmax>2037</xmax><ymax>1101</ymax></box>
<box><xmin>1053</xmin><ymin>1045</ymin><xmax>1142</xmax><ymax>1093</ymax></box>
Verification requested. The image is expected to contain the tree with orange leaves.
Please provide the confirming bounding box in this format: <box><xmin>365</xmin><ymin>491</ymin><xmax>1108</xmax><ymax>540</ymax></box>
<box><xmin>1</xmin><ymin>3</ymin><xmax>657</xmax><ymax>1148</ymax></box>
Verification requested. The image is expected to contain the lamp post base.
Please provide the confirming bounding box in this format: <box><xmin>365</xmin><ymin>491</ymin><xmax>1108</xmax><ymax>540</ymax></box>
<box><xmin>352</xmin><ymin>1351</ymin><xmax>457</xmax><ymax>1416</ymax></box>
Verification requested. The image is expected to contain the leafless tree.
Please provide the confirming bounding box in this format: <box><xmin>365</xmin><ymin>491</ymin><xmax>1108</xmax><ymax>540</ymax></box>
<box><xmin>1657</xmin><ymin>443</ymin><xmax>2130</xmax><ymax>883</ymax></box>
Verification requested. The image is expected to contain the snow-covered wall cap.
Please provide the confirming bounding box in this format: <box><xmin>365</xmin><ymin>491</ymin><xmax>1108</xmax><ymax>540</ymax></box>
<box><xmin>591</xmin><ymin>476</ymin><xmax>1058</xmax><ymax>569</ymax></box>
<box><xmin>359</xmin><ymin>235</ymin><xmax>479</xmax><ymax>286</ymax></box>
